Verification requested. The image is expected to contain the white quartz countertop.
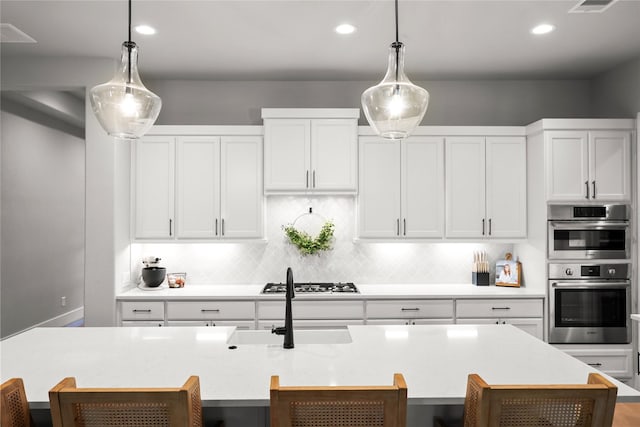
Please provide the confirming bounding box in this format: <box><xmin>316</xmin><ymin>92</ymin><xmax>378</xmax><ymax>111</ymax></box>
<box><xmin>117</xmin><ymin>283</ymin><xmax>545</xmax><ymax>300</ymax></box>
<box><xmin>2</xmin><ymin>325</ymin><xmax>637</xmax><ymax>409</ymax></box>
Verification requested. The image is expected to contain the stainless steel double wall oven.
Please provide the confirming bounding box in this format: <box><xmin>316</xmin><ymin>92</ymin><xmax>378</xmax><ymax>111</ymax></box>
<box><xmin>547</xmin><ymin>205</ymin><xmax>631</xmax><ymax>344</ymax></box>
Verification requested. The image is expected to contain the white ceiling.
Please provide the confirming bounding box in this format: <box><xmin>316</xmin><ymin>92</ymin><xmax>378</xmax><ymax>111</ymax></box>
<box><xmin>2</xmin><ymin>0</ymin><xmax>640</xmax><ymax>81</ymax></box>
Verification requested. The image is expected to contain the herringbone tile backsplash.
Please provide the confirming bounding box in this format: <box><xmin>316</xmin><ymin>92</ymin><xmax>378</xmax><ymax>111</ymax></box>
<box><xmin>131</xmin><ymin>196</ymin><xmax>513</xmax><ymax>285</ymax></box>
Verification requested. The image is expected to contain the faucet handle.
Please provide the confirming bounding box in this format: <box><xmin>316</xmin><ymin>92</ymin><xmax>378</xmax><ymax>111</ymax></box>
<box><xmin>272</xmin><ymin>326</ymin><xmax>286</xmax><ymax>335</ymax></box>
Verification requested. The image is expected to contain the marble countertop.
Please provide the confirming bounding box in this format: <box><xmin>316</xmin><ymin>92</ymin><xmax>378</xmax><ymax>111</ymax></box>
<box><xmin>2</xmin><ymin>325</ymin><xmax>637</xmax><ymax>409</ymax></box>
<box><xmin>117</xmin><ymin>283</ymin><xmax>546</xmax><ymax>300</ymax></box>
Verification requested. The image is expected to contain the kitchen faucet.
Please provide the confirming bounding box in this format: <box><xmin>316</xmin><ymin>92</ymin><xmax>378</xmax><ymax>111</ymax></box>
<box><xmin>272</xmin><ymin>267</ymin><xmax>295</xmax><ymax>348</ymax></box>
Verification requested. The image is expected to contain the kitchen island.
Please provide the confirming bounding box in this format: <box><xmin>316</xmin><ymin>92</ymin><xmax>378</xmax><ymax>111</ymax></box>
<box><xmin>2</xmin><ymin>324</ymin><xmax>639</xmax><ymax>426</ymax></box>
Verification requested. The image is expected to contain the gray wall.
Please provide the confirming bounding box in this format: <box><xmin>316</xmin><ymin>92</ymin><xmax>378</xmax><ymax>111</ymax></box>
<box><xmin>148</xmin><ymin>79</ymin><xmax>593</xmax><ymax>126</ymax></box>
<box><xmin>592</xmin><ymin>56</ymin><xmax>640</xmax><ymax>118</ymax></box>
<box><xmin>1</xmin><ymin>107</ymin><xmax>85</xmax><ymax>337</ymax></box>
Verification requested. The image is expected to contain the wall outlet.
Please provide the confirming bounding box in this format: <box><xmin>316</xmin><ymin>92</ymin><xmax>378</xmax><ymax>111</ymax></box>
<box><xmin>61</xmin><ymin>296</ymin><xmax>66</xmax><ymax>307</ymax></box>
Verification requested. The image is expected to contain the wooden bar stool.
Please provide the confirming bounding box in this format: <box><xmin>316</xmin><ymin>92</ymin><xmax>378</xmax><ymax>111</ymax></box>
<box><xmin>48</xmin><ymin>376</ymin><xmax>202</xmax><ymax>427</ymax></box>
<box><xmin>270</xmin><ymin>373</ymin><xmax>407</xmax><ymax>427</ymax></box>
<box><xmin>1</xmin><ymin>378</ymin><xmax>33</xmax><ymax>427</ymax></box>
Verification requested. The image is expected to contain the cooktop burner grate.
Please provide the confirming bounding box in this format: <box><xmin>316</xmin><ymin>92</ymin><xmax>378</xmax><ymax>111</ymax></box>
<box><xmin>262</xmin><ymin>282</ymin><xmax>359</xmax><ymax>294</ymax></box>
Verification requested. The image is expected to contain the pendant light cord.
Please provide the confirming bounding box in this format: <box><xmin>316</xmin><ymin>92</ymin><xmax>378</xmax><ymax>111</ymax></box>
<box><xmin>127</xmin><ymin>0</ymin><xmax>132</xmax><ymax>84</ymax></box>
<box><xmin>394</xmin><ymin>0</ymin><xmax>400</xmax><ymax>83</ymax></box>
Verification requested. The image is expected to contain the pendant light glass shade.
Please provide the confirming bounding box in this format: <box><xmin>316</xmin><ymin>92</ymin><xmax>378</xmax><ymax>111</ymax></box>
<box><xmin>90</xmin><ymin>42</ymin><xmax>161</xmax><ymax>140</ymax></box>
<box><xmin>362</xmin><ymin>42</ymin><xmax>429</xmax><ymax>140</ymax></box>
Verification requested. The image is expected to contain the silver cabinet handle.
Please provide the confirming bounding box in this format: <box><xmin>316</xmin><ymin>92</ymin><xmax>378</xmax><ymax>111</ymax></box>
<box><xmin>306</xmin><ymin>170</ymin><xmax>309</xmax><ymax>188</ymax></box>
<box><xmin>313</xmin><ymin>170</ymin><xmax>316</xmax><ymax>188</ymax></box>
<box><xmin>396</xmin><ymin>219</ymin><xmax>400</xmax><ymax>236</ymax></box>
<box><xmin>482</xmin><ymin>219</ymin><xmax>485</xmax><ymax>236</ymax></box>
<box><xmin>488</xmin><ymin>218</ymin><xmax>492</xmax><ymax>236</ymax></box>
<box><xmin>592</xmin><ymin>181</ymin><xmax>596</xmax><ymax>199</ymax></box>
<box><xmin>491</xmin><ymin>307</ymin><xmax>511</xmax><ymax>310</ymax></box>
<box><xmin>401</xmin><ymin>307</ymin><xmax>420</xmax><ymax>311</ymax></box>
<box><xmin>221</xmin><ymin>218</ymin><xmax>225</xmax><ymax>236</ymax></box>
<box><xmin>585</xmin><ymin>181</ymin><xmax>589</xmax><ymax>199</ymax></box>
<box><xmin>169</xmin><ymin>219</ymin><xmax>173</xmax><ymax>236</ymax></box>
<box><xmin>215</xmin><ymin>218</ymin><xmax>218</xmax><ymax>236</ymax></box>
<box><xmin>201</xmin><ymin>309</ymin><xmax>220</xmax><ymax>313</ymax></box>
<box><xmin>133</xmin><ymin>309</ymin><xmax>151</xmax><ymax>313</ymax></box>
<box><xmin>403</xmin><ymin>218</ymin><xmax>406</xmax><ymax>236</ymax></box>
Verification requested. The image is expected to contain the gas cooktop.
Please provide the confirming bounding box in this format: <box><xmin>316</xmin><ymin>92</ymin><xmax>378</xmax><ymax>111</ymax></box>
<box><xmin>261</xmin><ymin>282</ymin><xmax>359</xmax><ymax>294</ymax></box>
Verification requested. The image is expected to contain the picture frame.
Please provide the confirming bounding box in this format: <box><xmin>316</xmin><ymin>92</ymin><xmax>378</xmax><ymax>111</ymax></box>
<box><xmin>495</xmin><ymin>259</ymin><xmax>521</xmax><ymax>287</ymax></box>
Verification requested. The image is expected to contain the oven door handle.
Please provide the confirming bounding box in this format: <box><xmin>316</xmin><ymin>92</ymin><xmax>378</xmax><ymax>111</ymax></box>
<box><xmin>551</xmin><ymin>281</ymin><xmax>630</xmax><ymax>289</ymax></box>
<box><xmin>548</xmin><ymin>221</ymin><xmax>629</xmax><ymax>229</ymax></box>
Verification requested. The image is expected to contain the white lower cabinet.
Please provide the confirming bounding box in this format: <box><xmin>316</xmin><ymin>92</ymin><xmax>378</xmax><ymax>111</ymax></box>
<box><xmin>556</xmin><ymin>347</ymin><xmax>633</xmax><ymax>380</ymax></box>
<box><xmin>166</xmin><ymin>320</ymin><xmax>255</xmax><ymax>329</ymax></box>
<box><xmin>365</xmin><ymin>299</ymin><xmax>454</xmax><ymax>325</ymax></box>
<box><xmin>257</xmin><ymin>300</ymin><xmax>364</xmax><ymax>330</ymax></box>
<box><xmin>455</xmin><ymin>298</ymin><xmax>544</xmax><ymax>340</ymax></box>
<box><xmin>166</xmin><ymin>301</ymin><xmax>256</xmax><ymax>328</ymax></box>
<box><xmin>119</xmin><ymin>301</ymin><xmax>165</xmax><ymax>323</ymax></box>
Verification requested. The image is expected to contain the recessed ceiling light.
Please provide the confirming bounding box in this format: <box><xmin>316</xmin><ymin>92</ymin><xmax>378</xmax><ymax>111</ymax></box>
<box><xmin>135</xmin><ymin>25</ymin><xmax>156</xmax><ymax>35</ymax></box>
<box><xmin>335</xmin><ymin>24</ymin><xmax>356</xmax><ymax>35</ymax></box>
<box><xmin>531</xmin><ymin>24</ymin><xmax>555</xmax><ymax>35</ymax></box>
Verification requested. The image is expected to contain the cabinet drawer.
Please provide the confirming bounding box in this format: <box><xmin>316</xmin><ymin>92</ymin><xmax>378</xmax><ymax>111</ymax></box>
<box><xmin>120</xmin><ymin>320</ymin><xmax>164</xmax><ymax>327</ymax></box>
<box><xmin>166</xmin><ymin>320</ymin><xmax>255</xmax><ymax>329</ymax></box>
<box><xmin>167</xmin><ymin>301</ymin><xmax>255</xmax><ymax>320</ymax></box>
<box><xmin>367</xmin><ymin>300</ymin><xmax>453</xmax><ymax>319</ymax></box>
<box><xmin>258</xmin><ymin>300</ymin><xmax>364</xmax><ymax>320</ymax></box>
<box><xmin>120</xmin><ymin>301</ymin><xmax>165</xmax><ymax>320</ymax></box>
<box><xmin>456</xmin><ymin>299</ymin><xmax>542</xmax><ymax>318</ymax></box>
<box><xmin>564</xmin><ymin>349</ymin><xmax>633</xmax><ymax>379</ymax></box>
<box><xmin>258</xmin><ymin>320</ymin><xmax>363</xmax><ymax>330</ymax></box>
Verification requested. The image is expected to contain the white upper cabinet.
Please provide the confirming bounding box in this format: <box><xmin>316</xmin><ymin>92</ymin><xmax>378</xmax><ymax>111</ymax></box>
<box><xmin>134</xmin><ymin>127</ymin><xmax>263</xmax><ymax>241</ymax></box>
<box><xmin>446</xmin><ymin>136</ymin><xmax>526</xmax><ymax>238</ymax></box>
<box><xmin>358</xmin><ymin>136</ymin><xmax>444</xmax><ymax>239</ymax></box>
<box><xmin>176</xmin><ymin>135</ymin><xmax>263</xmax><ymax>239</ymax></box>
<box><xmin>263</xmin><ymin>109</ymin><xmax>359</xmax><ymax>194</ymax></box>
<box><xmin>176</xmin><ymin>136</ymin><xmax>220</xmax><ymax>238</ymax></box>
<box><xmin>545</xmin><ymin>128</ymin><xmax>631</xmax><ymax>202</ymax></box>
<box><xmin>133</xmin><ymin>136</ymin><xmax>175</xmax><ymax>239</ymax></box>
<box><xmin>220</xmin><ymin>136</ymin><xmax>263</xmax><ymax>238</ymax></box>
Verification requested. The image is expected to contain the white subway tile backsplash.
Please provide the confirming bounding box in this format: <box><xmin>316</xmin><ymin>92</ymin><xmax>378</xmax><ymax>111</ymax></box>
<box><xmin>131</xmin><ymin>197</ymin><xmax>513</xmax><ymax>285</ymax></box>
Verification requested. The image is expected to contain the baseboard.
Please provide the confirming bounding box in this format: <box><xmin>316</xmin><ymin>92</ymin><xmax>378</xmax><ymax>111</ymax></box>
<box><xmin>2</xmin><ymin>307</ymin><xmax>84</xmax><ymax>340</ymax></box>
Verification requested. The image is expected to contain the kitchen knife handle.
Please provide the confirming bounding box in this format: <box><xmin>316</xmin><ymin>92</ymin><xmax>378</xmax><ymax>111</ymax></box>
<box><xmin>585</xmin><ymin>181</ymin><xmax>589</xmax><ymax>199</ymax></box>
<box><xmin>169</xmin><ymin>219</ymin><xmax>173</xmax><ymax>236</ymax></box>
<box><xmin>482</xmin><ymin>218</ymin><xmax>485</xmax><ymax>236</ymax></box>
<box><xmin>306</xmin><ymin>170</ymin><xmax>309</xmax><ymax>188</ymax></box>
<box><xmin>403</xmin><ymin>218</ymin><xmax>406</xmax><ymax>236</ymax></box>
<box><xmin>592</xmin><ymin>180</ymin><xmax>596</xmax><ymax>199</ymax></box>
<box><xmin>396</xmin><ymin>219</ymin><xmax>400</xmax><ymax>236</ymax></box>
<box><xmin>313</xmin><ymin>170</ymin><xmax>316</xmax><ymax>188</ymax></box>
<box><xmin>488</xmin><ymin>218</ymin><xmax>492</xmax><ymax>236</ymax></box>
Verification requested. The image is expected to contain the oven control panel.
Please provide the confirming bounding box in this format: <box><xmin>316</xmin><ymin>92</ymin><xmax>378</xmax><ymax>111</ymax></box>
<box><xmin>549</xmin><ymin>263</ymin><xmax>629</xmax><ymax>280</ymax></box>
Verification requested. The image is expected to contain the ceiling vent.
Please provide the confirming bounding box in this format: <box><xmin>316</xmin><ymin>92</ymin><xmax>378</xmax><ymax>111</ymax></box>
<box><xmin>0</xmin><ymin>23</ymin><xmax>36</xmax><ymax>43</ymax></box>
<box><xmin>569</xmin><ymin>0</ymin><xmax>620</xmax><ymax>13</ymax></box>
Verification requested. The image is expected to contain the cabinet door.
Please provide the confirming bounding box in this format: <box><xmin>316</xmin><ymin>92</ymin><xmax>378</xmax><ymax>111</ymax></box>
<box><xmin>402</xmin><ymin>137</ymin><xmax>445</xmax><ymax>238</ymax></box>
<box><xmin>545</xmin><ymin>131</ymin><xmax>589</xmax><ymax>201</ymax></box>
<box><xmin>176</xmin><ymin>137</ymin><xmax>220</xmax><ymax>238</ymax></box>
<box><xmin>220</xmin><ymin>136</ymin><xmax>263</xmax><ymax>238</ymax></box>
<box><xmin>358</xmin><ymin>137</ymin><xmax>401</xmax><ymax>238</ymax></box>
<box><xmin>589</xmin><ymin>131</ymin><xmax>631</xmax><ymax>201</ymax></box>
<box><xmin>310</xmin><ymin>119</ymin><xmax>357</xmax><ymax>191</ymax></box>
<box><xmin>134</xmin><ymin>137</ymin><xmax>175</xmax><ymax>239</ymax></box>
<box><xmin>264</xmin><ymin>119</ymin><xmax>311</xmax><ymax>191</ymax></box>
<box><xmin>485</xmin><ymin>136</ymin><xmax>527</xmax><ymax>238</ymax></box>
<box><xmin>445</xmin><ymin>137</ymin><xmax>486</xmax><ymax>238</ymax></box>
<box><xmin>503</xmin><ymin>318</ymin><xmax>543</xmax><ymax>340</ymax></box>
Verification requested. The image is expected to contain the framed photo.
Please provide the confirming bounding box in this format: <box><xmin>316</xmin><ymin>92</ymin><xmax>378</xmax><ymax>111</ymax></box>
<box><xmin>495</xmin><ymin>259</ymin><xmax>521</xmax><ymax>287</ymax></box>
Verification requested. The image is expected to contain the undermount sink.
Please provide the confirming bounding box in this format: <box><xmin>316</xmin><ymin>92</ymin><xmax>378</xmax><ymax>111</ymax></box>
<box><xmin>227</xmin><ymin>329</ymin><xmax>352</xmax><ymax>345</ymax></box>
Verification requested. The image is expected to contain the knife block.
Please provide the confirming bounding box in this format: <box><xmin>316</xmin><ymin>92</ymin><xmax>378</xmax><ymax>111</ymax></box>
<box><xmin>472</xmin><ymin>272</ymin><xmax>490</xmax><ymax>286</ymax></box>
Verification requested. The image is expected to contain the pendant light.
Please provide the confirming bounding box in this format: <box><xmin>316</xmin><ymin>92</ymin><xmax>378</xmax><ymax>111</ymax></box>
<box><xmin>361</xmin><ymin>0</ymin><xmax>429</xmax><ymax>140</ymax></box>
<box><xmin>90</xmin><ymin>0</ymin><xmax>161</xmax><ymax>140</ymax></box>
